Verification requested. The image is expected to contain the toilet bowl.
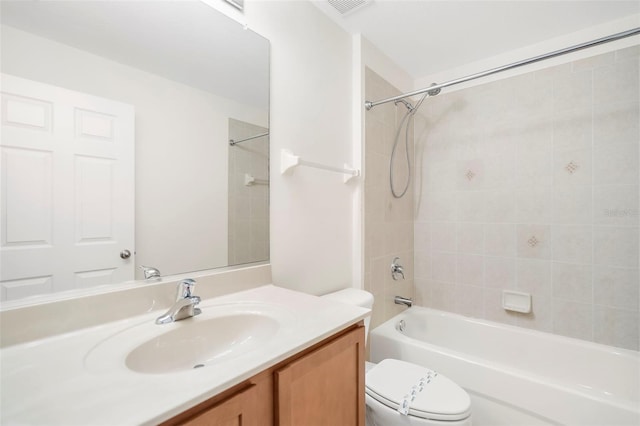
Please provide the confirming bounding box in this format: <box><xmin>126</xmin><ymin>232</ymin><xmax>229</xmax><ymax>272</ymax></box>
<box><xmin>323</xmin><ymin>289</ymin><xmax>472</xmax><ymax>426</ymax></box>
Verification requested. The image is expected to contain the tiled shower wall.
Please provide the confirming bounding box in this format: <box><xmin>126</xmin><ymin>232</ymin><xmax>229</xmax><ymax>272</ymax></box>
<box><xmin>228</xmin><ymin>118</ymin><xmax>270</xmax><ymax>265</ymax></box>
<box><xmin>364</xmin><ymin>68</ymin><xmax>414</xmax><ymax>329</ymax></box>
<box><xmin>414</xmin><ymin>47</ymin><xmax>639</xmax><ymax>350</ymax></box>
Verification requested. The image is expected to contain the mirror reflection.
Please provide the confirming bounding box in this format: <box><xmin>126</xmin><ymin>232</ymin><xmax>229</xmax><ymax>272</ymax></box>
<box><xmin>0</xmin><ymin>1</ymin><xmax>270</xmax><ymax>301</ymax></box>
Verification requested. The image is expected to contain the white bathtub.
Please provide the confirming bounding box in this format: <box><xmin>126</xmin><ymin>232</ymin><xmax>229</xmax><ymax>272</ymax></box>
<box><xmin>369</xmin><ymin>307</ymin><xmax>640</xmax><ymax>426</ymax></box>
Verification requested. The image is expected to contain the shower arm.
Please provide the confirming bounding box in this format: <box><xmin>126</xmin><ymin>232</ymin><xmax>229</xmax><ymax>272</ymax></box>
<box><xmin>365</xmin><ymin>27</ymin><xmax>640</xmax><ymax>110</ymax></box>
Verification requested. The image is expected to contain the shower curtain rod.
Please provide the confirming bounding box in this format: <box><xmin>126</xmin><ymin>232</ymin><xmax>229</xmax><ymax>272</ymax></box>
<box><xmin>229</xmin><ymin>132</ymin><xmax>269</xmax><ymax>146</ymax></box>
<box><xmin>365</xmin><ymin>27</ymin><xmax>640</xmax><ymax>110</ymax></box>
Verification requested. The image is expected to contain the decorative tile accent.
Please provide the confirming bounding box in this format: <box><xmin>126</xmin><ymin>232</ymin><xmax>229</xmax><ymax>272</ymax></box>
<box><xmin>518</xmin><ymin>226</ymin><xmax>551</xmax><ymax>259</ymax></box>
<box><xmin>565</xmin><ymin>161</ymin><xmax>579</xmax><ymax>174</ymax></box>
<box><xmin>457</xmin><ymin>159</ymin><xmax>484</xmax><ymax>190</ymax></box>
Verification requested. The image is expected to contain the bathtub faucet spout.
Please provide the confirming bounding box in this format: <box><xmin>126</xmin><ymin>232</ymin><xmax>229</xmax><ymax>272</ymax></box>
<box><xmin>394</xmin><ymin>295</ymin><xmax>413</xmax><ymax>308</ymax></box>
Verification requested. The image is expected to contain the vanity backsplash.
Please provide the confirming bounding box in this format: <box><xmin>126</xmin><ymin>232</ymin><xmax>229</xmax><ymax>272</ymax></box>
<box><xmin>0</xmin><ymin>263</ymin><xmax>271</xmax><ymax>348</ymax></box>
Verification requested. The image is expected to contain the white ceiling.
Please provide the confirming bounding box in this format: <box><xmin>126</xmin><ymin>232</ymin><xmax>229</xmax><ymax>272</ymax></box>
<box><xmin>313</xmin><ymin>0</ymin><xmax>640</xmax><ymax>79</ymax></box>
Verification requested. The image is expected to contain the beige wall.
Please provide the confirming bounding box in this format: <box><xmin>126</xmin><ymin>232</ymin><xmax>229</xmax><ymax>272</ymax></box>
<box><xmin>228</xmin><ymin>119</ymin><xmax>270</xmax><ymax>265</ymax></box>
<box><xmin>414</xmin><ymin>47</ymin><xmax>639</xmax><ymax>350</ymax></box>
<box><xmin>363</xmin><ymin>68</ymin><xmax>415</xmax><ymax>328</ymax></box>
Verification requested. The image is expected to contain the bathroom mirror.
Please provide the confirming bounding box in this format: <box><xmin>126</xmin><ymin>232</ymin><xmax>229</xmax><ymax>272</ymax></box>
<box><xmin>0</xmin><ymin>1</ymin><xmax>270</xmax><ymax>301</ymax></box>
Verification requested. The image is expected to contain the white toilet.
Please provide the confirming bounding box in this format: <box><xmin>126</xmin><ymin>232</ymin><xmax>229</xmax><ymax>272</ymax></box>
<box><xmin>323</xmin><ymin>288</ymin><xmax>472</xmax><ymax>426</ymax></box>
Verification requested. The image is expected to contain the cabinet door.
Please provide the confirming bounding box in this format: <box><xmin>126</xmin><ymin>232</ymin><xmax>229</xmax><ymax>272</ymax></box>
<box><xmin>181</xmin><ymin>384</ymin><xmax>259</xmax><ymax>426</ymax></box>
<box><xmin>275</xmin><ymin>326</ymin><xmax>365</xmax><ymax>426</ymax></box>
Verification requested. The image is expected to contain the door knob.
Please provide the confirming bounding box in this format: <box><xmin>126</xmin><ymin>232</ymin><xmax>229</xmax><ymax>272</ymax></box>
<box><xmin>120</xmin><ymin>249</ymin><xmax>132</xmax><ymax>259</ymax></box>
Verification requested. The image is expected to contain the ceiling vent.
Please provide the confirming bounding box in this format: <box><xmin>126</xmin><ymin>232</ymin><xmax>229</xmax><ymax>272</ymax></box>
<box><xmin>327</xmin><ymin>0</ymin><xmax>372</xmax><ymax>16</ymax></box>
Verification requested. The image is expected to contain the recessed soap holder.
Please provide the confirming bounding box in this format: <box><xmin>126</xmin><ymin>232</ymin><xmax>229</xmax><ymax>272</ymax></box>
<box><xmin>502</xmin><ymin>290</ymin><xmax>531</xmax><ymax>314</ymax></box>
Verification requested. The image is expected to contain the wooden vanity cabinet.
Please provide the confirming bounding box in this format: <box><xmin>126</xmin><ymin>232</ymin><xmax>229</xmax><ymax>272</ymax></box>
<box><xmin>164</xmin><ymin>323</ymin><xmax>365</xmax><ymax>426</ymax></box>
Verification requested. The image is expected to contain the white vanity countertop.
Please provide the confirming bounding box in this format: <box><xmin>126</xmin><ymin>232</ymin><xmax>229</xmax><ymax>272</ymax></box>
<box><xmin>0</xmin><ymin>285</ymin><xmax>369</xmax><ymax>425</ymax></box>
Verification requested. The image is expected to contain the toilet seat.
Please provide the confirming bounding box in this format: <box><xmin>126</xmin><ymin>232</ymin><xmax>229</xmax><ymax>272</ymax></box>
<box><xmin>365</xmin><ymin>359</ymin><xmax>471</xmax><ymax>422</ymax></box>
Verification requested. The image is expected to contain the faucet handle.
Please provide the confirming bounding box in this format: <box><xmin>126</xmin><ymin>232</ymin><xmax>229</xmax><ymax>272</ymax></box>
<box><xmin>176</xmin><ymin>278</ymin><xmax>196</xmax><ymax>300</ymax></box>
<box><xmin>391</xmin><ymin>257</ymin><xmax>405</xmax><ymax>280</ymax></box>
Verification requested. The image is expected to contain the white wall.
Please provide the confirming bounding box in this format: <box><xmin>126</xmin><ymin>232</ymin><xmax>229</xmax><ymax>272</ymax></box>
<box><xmin>1</xmin><ymin>25</ymin><xmax>268</xmax><ymax>278</ymax></box>
<box><xmin>204</xmin><ymin>0</ymin><xmax>357</xmax><ymax>295</ymax></box>
<box><xmin>256</xmin><ymin>1</ymin><xmax>355</xmax><ymax>295</ymax></box>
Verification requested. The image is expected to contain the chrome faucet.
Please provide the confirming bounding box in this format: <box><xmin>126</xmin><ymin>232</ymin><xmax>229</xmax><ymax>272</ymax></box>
<box><xmin>140</xmin><ymin>265</ymin><xmax>161</xmax><ymax>280</ymax></box>
<box><xmin>394</xmin><ymin>296</ymin><xmax>413</xmax><ymax>308</ymax></box>
<box><xmin>155</xmin><ymin>279</ymin><xmax>201</xmax><ymax>324</ymax></box>
<box><xmin>391</xmin><ymin>257</ymin><xmax>405</xmax><ymax>280</ymax></box>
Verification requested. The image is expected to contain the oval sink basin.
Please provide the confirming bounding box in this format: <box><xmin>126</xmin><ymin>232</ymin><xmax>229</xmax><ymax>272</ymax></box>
<box><xmin>126</xmin><ymin>313</ymin><xmax>279</xmax><ymax>374</ymax></box>
<box><xmin>84</xmin><ymin>303</ymin><xmax>294</xmax><ymax>375</ymax></box>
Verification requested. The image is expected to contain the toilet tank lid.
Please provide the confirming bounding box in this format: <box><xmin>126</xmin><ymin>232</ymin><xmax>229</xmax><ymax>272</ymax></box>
<box><xmin>321</xmin><ymin>288</ymin><xmax>374</xmax><ymax>309</ymax></box>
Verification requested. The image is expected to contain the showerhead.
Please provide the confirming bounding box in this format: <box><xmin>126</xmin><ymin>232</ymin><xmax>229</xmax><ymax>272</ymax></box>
<box><xmin>395</xmin><ymin>83</ymin><xmax>440</xmax><ymax>116</ymax></box>
<box><xmin>394</xmin><ymin>98</ymin><xmax>415</xmax><ymax>112</ymax></box>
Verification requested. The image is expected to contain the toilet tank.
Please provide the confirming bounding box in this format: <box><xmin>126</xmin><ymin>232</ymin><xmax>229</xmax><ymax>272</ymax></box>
<box><xmin>322</xmin><ymin>288</ymin><xmax>374</xmax><ymax>339</ymax></box>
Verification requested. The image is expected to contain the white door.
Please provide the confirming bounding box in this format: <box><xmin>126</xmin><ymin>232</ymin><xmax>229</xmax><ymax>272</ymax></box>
<box><xmin>0</xmin><ymin>74</ymin><xmax>135</xmax><ymax>301</ymax></box>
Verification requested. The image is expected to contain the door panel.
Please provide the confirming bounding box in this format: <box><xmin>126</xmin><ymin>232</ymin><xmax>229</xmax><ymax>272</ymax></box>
<box><xmin>1</xmin><ymin>147</ymin><xmax>53</xmax><ymax>247</ymax></box>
